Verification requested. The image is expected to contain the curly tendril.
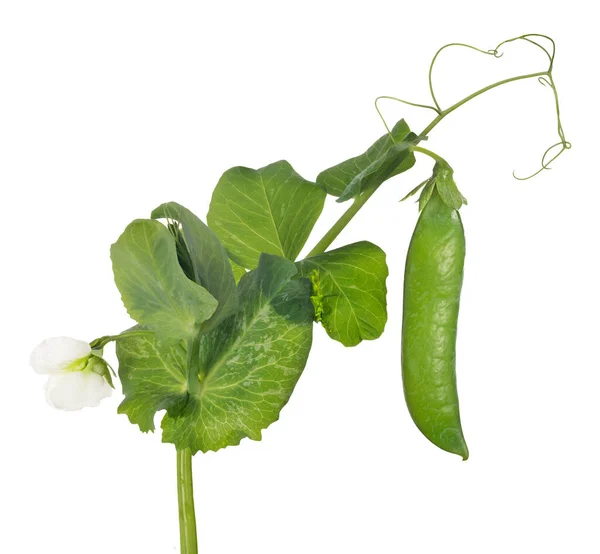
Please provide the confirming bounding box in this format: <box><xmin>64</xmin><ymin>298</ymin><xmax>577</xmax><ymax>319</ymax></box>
<box><xmin>374</xmin><ymin>95</ymin><xmax>440</xmax><ymax>136</ymax></box>
<box><xmin>375</xmin><ymin>33</ymin><xmax>570</xmax><ymax>180</ymax></box>
<box><xmin>494</xmin><ymin>34</ymin><xmax>556</xmax><ymax>71</ymax></box>
<box><xmin>428</xmin><ymin>42</ymin><xmax>501</xmax><ymax>111</ymax></box>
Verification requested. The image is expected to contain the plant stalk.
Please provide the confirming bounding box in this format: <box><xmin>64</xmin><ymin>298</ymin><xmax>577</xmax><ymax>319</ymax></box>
<box><xmin>420</xmin><ymin>71</ymin><xmax>547</xmax><ymax>136</ymax></box>
<box><xmin>306</xmin><ymin>186</ymin><xmax>378</xmax><ymax>257</ymax></box>
<box><xmin>411</xmin><ymin>145</ymin><xmax>447</xmax><ymax>165</ymax></box>
<box><xmin>177</xmin><ymin>448</ymin><xmax>198</xmax><ymax>554</ymax></box>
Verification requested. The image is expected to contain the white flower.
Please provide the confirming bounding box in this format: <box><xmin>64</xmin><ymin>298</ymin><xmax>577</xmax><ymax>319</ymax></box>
<box><xmin>30</xmin><ymin>337</ymin><xmax>112</xmax><ymax>411</ymax></box>
<box><xmin>30</xmin><ymin>337</ymin><xmax>91</xmax><ymax>375</ymax></box>
<box><xmin>44</xmin><ymin>371</ymin><xmax>111</xmax><ymax>411</ymax></box>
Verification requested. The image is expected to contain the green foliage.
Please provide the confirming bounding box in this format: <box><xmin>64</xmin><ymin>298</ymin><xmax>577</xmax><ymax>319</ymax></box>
<box><xmin>111</xmin><ymin>220</ymin><xmax>218</xmax><ymax>342</ymax></box>
<box><xmin>337</xmin><ymin>135</ymin><xmax>419</xmax><ymax>203</ymax></box>
<box><xmin>298</xmin><ymin>242</ymin><xmax>388</xmax><ymax>347</ymax></box>
<box><xmin>116</xmin><ymin>254</ymin><xmax>314</xmax><ymax>454</ymax></box>
<box><xmin>418</xmin><ymin>178</ymin><xmax>436</xmax><ymax>211</ymax></box>
<box><xmin>116</xmin><ymin>329</ymin><xmax>188</xmax><ymax>432</ymax></box>
<box><xmin>434</xmin><ymin>162</ymin><xmax>468</xmax><ymax>210</ymax></box>
<box><xmin>207</xmin><ymin>160</ymin><xmax>326</xmax><ymax>269</ymax></box>
<box><xmin>152</xmin><ymin>202</ymin><xmax>239</xmax><ymax>331</ymax></box>
<box><xmin>400</xmin><ymin>178</ymin><xmax>428</xmax><ymax>202</ymax></box>
<box><xmin>308</xmin><ymin>269</ymin><xmax>325</xmax><ymax>323</ymax></box>
<box><xmin>417</xmin><ymin>162</ymin><xmax>467</xmax><ymax>211</ymax></box>
<box><xmin>316</xmin><ymin>119</ymin><xmax>416</xmax><ymax>201</ymax></box>
<box><xmin>229</xmin><ymin>259</ymin><xmax>247</xmax><ymax>284</ymax></box>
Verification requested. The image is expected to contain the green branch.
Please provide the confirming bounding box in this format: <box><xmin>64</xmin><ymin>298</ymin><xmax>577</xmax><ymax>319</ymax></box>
<box><xmin>411</xmin><ymin>145</ymin><xmax>447</xmax><ymax>165</ymax></box>
<box><xmin>177</xmin><ymin>449</ymin><xmax>198</xmax><ymax>554</ymax></box>
<box><xmin>89</xmin><ymin>329</ymin><xmax>154</xmax><ymax>350</ymax></box>
<box><xmin>420</xmin><ymin>71</ymin><xmax>547</xmax><ymax>136</ymax></box>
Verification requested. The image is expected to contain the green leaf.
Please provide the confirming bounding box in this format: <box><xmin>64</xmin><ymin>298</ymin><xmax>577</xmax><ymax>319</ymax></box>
<box><xmin>207</xmin><ymin>160</ymin><xmax>326</xmax><ymax>269</ymax></box>
<box><xmin>116</xmin><ymin>329</ymin><xmax>188</xmax><ymax>432</ymax></box>
<box><xmin>116</xmin><ymin>254</ymin><xmax>314</xmax><ymax>454</ymax></box>
<box><xmin>229</xmin><ymin>259</ymin><xmax>247</xmax><ymax>284</ymax></box>
<box><xmin>418</xmin><ymin>178</ymin><xmax>436</xmax><ymax>211</ymax></box>
<box><xmin>168</xmin><ymin>223</ymin><xmax>195</xmax><ymax>281</ymax></box>
<box><xmin>317</xmin><ymin>119</ymin><xmax>416</xmax><ymax>199</ymax></box>
<box><xmin>434</xmin><ymin>162</ymin><xmax>468</xmax><ymax>210</ymax></box>
<box><xmin>298</xmin><ymin>242</ymin><xmax>388</xmax><ymax>347</ymax></box>
<box><xmin>400</xmin><ymin>178</ymin><xmax>428</xmax><ymax>202</ymax></box>
<box><xmin>337</xmin><ymin>136</ymin><xmax>418</xmax><ymax>202</ymax></box>
<box><xmin>152</xmin><ymin>202</ymin><xmax>238</xmax><ymax>330</ymax></box>
<box><xmin>111</xmin><ymin>219</ymin><xmax>218</xmax><ymax>342</ymax></box>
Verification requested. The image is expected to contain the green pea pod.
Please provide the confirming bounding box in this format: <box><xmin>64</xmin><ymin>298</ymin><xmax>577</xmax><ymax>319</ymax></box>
<box><xmin>401</xmin><ymin>188</ymin><xmax>468</xmax><ymax>460</ymax></box>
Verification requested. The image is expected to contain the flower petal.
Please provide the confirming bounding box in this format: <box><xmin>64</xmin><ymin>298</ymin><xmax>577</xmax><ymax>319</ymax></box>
<box><xmin>44</xmin><ymin>372</ymin><xmax>112</xmax><ymax>411</ymax></box>
<box><xmin>30</xmin><ymin>337</ymin><xmax>91</xmax><ymax>375</ymax></box>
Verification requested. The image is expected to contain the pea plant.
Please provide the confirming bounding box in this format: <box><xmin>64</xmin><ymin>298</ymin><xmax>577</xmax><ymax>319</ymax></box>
<box><xmin>31</xmin><ymin>34</ymin><xmax>568</xmax><ymax>553</ymax></box>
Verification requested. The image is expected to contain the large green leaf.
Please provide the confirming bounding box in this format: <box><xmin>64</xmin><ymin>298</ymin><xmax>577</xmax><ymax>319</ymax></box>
<box><xmin>207</xmin><ymin>160</ymin><xmax>326</xmax><ymax>269</ymax></box>
<box><xmin>116</xmin><ymin>254</ymin><xmax>314</xmax><ymax>454</ymax></box>
<box><xmin>111</xmin><ymin>219</ymin><xmax>218</xmax><ymax>342</ymax></box>
<box><xmin>317</xmin><ymin>119</ymin><xmax>416</xmax><ymax>200</ymax></box>
<box><xmin>298</xmin><ymin>242</ymin><xmax>388</xmax><ymax>347</ymax></box>
<box><xmin>152</xmin><ymin>202</ymin><xmax>239</xmax><ymax>330</ymax></box>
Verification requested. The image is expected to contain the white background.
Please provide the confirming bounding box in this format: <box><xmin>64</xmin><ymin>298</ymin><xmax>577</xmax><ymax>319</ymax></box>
<box><xmin>1</xmin><ymin>1</ymin><xmax>598</xmax><ymax>553</ymax></box>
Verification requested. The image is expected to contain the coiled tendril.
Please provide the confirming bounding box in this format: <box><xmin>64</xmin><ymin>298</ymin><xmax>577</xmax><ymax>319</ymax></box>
<box><xmin>375</xmin><ymin>33</ymin><xmax>570</xmax><ymax>181</ymax></box>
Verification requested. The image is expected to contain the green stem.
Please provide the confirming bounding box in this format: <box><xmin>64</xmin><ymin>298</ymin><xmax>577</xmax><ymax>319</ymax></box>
<box><xmin>306</xmin><ymin>186</ymin><xmax>378</xmax><ymax>257</ymax></box>
<box><xmin>308</xmin><ymin>70</ymin><xmax>548</xmax><ymax>256</ymax></box>
<box><xmin>411</xmin><ymin>145</ymin><xmax>447</xmax><ymax>165</ymax></box>
<box><xmin>90</xmin><ymin>329</ymin><xmax>154</xmax><ymax>349</ymax></box>
<box><xmin>177</xmin><ymin>449</ymin><xmax>198</xmax><ymax>554</ymax></box>
<box><xmin>420</xmin><ymin>71</ymin><xmax>547</xmax><ymax>136</ymax></box>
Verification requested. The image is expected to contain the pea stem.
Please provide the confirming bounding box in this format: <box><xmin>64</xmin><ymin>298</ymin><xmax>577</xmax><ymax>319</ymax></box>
<box><xmin>307</xmin><ymin>70</ymin><xmax>548</xmax><ymax>256</ymax></box>
<box><xmin>411</xmin><ymin>145</ymin><xmax>447</xmax><ymax>165</ymax></box>
<box><xmin>89</xmin><ymin>329</ymin><xmax>154</xmax><ymax>349</ymax></box>
<box><xmin>177</xmin><ymin>448</ymin><xmax>198</xmax><ymax>554</ymax></box>
<box><xmin>306</xmin><ymin>187</ymin><xmax>378</xmax><ymax>257</ymax></box>
<box><xmin>420</xmin><ymin>71</ymin><xmax>547</xmax><ymax>136</ymax></box>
